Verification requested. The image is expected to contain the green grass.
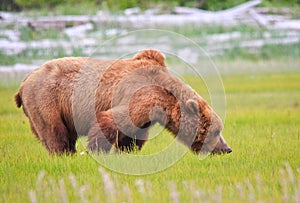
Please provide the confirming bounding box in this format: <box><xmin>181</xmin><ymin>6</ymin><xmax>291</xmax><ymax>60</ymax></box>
<box><xmin>10</xmin><ymin>0</ymin><xmax>300</xmax><ymax>15</ymax></box>
<box><xmin>1</xmin><ymin>67</ymin><xmax>300</xmax><ymax>202</ymax></box>
<box><xmin>16</xmin><ymin>2</ymin><xmax>103</xmax><ymax>16</ymax></box>
<box><xmin>20</xmin><ymin>26</ymin><xmax>68</xmax><ymax>42</ymax></box>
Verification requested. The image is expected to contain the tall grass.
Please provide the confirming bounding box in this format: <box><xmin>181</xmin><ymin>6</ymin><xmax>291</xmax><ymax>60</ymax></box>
<box><xmin>25</xmin><ymin>164</ymin><xmax>300</xmax><ymax>203</ymax></box>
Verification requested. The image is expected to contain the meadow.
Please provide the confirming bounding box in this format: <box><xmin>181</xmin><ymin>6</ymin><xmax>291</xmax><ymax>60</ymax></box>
<box><xmin>1</xmin><ymin>58</ymin><xmax>300</xmax><ymax>202</ymax></box>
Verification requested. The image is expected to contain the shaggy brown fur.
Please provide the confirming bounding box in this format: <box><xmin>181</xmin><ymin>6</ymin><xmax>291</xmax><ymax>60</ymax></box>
<box><xmin>15</xmin><ymin>49</ymin><xmax>231</xmax><ymax>154</ymax></box>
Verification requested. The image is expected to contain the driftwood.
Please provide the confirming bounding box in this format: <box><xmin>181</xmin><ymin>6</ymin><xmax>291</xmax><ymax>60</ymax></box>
<box><xmin>272</xmin><ymin>20</ymin><xmax>300</xmax><ymax>30</ymax></box>
<box><xmin>214</xmin><ymin>0</ymin><xmax>262</xmax><ymax>17</ymax></box>
<box><xmin>248</xmin><ymin>8</ymin><xmax>269</xmax><ymax>27</ymax></box>
<box><xmin>173</xmin><ymin>0</ymin><xmax>262</xmax><ymax>16</ymax></box>
<box><xmin>254</xmin><ymin>7</ymin><xmax>293</xmax><ymax>15</ymax></box>
<box><xmin>25</xmin><ymin>16</ymin><xmax>94</xmax><ymax>30</ymax></box>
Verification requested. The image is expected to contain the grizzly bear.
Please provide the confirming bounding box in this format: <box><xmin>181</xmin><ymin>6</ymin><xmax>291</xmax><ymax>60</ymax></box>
<box><xmin>15</xmin><ymin>49</ymin><xmax>231</xmax><ymax>155</ymax></box>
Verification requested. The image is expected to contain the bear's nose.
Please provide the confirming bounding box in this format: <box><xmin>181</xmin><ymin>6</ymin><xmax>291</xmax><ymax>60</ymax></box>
<box><xmin>226</xmin><ymin>148</ymin><xmax>232</xmax><ymax>153</ymax></box>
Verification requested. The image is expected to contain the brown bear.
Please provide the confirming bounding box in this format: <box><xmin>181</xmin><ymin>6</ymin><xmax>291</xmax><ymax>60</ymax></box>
<box><xmin>15</xmin><ymin>49</ymin><xmax>231</xmax><ymax>155</ymax></box>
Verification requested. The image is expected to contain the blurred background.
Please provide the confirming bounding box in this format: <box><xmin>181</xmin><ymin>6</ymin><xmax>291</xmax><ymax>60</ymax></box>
<box><xmin>0</xmin><ymin>0</ymin><xmax>299</xmax><ymax>84</ymax></box>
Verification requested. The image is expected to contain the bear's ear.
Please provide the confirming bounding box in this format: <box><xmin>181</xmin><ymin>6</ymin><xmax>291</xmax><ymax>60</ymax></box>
<box><xmin>133</xmin><ymin>49</ymin><xmax>166</xmax><ymax>67</ymax></box>
<box><xmin>185</xmin><ymin>99</ymin><xmax>199</xmax><ymax>115</ymax></box>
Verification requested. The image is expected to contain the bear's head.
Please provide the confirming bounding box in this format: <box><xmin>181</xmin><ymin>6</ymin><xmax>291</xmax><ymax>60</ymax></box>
<box><xmin>172</xmin><ymin>98</ymin><xmax>232</xmax><ymax>155</ymax></box>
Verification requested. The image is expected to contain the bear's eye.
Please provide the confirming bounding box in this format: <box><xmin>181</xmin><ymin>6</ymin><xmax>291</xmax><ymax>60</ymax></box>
<box><xmin>213</xmin><ymin>130</ymin><xmax>220</xmax><ymax>137</ymax></box>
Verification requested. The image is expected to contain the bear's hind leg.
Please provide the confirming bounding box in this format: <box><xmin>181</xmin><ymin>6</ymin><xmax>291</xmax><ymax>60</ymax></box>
<box><xmin>67</xmin><ymin>130</ymin><xmax>77</xmax><ymax>153</ymax></box>
<box><xmin>37</xmin><ymin>119</ymin><xmax>77</xmax><ymax>154</ymax></box>
<box><xmin>29</xmin><ymin>113</ymin><xmax>74</xmax><ymax>154</ymax></box>
<box><xmin>47</xmin><ymin>122</ymin><xmax>72</xmax><ymax>154</ymax></box>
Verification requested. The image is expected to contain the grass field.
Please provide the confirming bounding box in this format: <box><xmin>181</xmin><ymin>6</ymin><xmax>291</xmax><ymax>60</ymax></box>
<box><xmin>1</xmin><ymin>59</ymin><xmax>300</xmax><ymax>202</ymax></box>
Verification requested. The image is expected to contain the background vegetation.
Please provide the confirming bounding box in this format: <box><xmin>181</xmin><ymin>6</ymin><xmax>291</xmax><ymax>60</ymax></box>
<box><xmin>1</xmin><ymin>0</ymin><xmax>300</xmax><ymax>12</ymax></box>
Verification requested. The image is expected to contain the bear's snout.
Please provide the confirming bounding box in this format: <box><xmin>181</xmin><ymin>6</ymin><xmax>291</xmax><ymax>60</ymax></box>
<box><xmin>212</xmin><ymin>135</ymin><xmax>232</xmax><ymax>154</ymax></box>
<box><xmin>226</xmin><ymin>147</ymin><xmax>232</xmax><ymax>153</ymax></box>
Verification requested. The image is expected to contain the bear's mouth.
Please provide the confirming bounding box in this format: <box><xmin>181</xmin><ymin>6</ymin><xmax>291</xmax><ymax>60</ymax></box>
<box><xmin>212</xmin><ymin>147</ymin><xmax>232</xmax><ymax>154</ymax></box>
<box><xmin>191</xmin><ymin>141</ymin><xmax>232</xmax><ymax>155</ymax></box>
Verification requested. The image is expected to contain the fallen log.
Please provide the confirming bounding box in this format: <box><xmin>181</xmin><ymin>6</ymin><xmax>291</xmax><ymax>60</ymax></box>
<box><xmin>272</xmin><ymin>20</ymin><xmax>300</xmax><ymax>31</ymax></box>
<box><xmin>25</xmin><ymin>16</ymin><xmax>94</xmax><ymax>30</ymax></box>
<box><xmin>215</xmin><ymin>0</ymin><xmax>262</xmax><ymax>17</ymax></box>
<box><xmin>248</xmin><ymin>8</ymin><xmax>269</xmax><ymax>27</ymax></box>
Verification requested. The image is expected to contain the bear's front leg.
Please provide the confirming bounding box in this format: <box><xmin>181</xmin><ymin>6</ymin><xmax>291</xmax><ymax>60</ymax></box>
<box><xmin>88</xmin><ymin>106</ymin><xmax>153</xmax><ymax>153</ymax></box>
<box><xmin>116</xmin><ymin>127</ymin><xmax>150</xmax><ymax>152</ymax></box>
<box><xmin>88</xmin><ymin>111</ymin><xmax>117</xmax><ymax>153</ymax></box>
